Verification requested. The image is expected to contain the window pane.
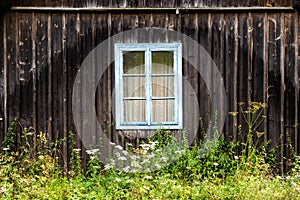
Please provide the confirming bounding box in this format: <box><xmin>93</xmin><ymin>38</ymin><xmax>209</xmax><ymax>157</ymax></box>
<box><xmin>124</xmin><ymin>51</ymin><xmax>145</xmax><ymax>74</ymax></box>
<box><xmin>152</xmin><ymin>100</ymin><xmax>175</xmax><ymax>123</ymax></box>
<box><xmin>152</xmin><ymin>51</ymin><xmax>174</xmax><ymax>74</ymax></box>
<box><xmin>124</xmin><ymin>77</ymin><xmax>145</xmax><ymax>97</ymax></box>
<box><xmin>124</xmin><ymin>100</ymin><xmax>146</xmax><ymax>123</ymax></box>
<box><xmin>152</xmin><ymin>76</ymin><xmax>174</xmax><ymax>97</ymax></box>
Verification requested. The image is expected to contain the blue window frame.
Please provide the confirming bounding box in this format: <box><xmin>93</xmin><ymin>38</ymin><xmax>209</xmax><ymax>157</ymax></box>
<box><xmin>114</xmin><ymin>43</ymin><xmax>182</xmax><ymax>130</ymax></box>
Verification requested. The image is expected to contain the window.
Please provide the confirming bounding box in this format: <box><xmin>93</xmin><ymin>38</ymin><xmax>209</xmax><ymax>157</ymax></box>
<box><xmin>114</xmin><ymin>43</ymin><xmax>182</xmax><ymax>130</ymax></box>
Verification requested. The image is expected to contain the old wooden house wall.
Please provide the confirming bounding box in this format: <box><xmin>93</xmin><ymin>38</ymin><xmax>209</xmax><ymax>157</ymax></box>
<box><xmin>0</xmin><ymin>0</ymin><xmax>299</xmax><ymax>171</ymax></box>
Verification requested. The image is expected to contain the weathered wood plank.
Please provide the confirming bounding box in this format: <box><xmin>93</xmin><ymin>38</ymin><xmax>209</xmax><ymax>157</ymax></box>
<box><xmin>224</xmin><ymin>14</ymin><xmax>237</xmax><ymax>141</ymax></box>
<box><xmin>66</xmin><ymin>13</ymin><xmax>81</xmax><ymax>166</ymax></box>
<box><xmin>181</xmin><ymin>13</ymin><xmax>200</xmax><ymax>143</ymax></box>
<box><xmin>211</xmin><ymin>13</ymin><xmax>225</xmax><ymax>136</ymax></box>
<box><xmin>0</xmin><ymin>14</ymin><xmax>5</xmax><ymax>144</ymax></box>
<box><xmin>51</xmin><ymin>13</ymin><xmax>64</xmax><ymax>165</ymax></box>
<box><xmin>279</xmin><ymin>12</ymin><xmax>285</xmax><ymax>173</ymax></box>
<box><xmin>35</xmin><ymin>13</ymin><xmax>49</xmax><ymax>134</ymax></box>
<box><xmin>47</xmin><ymin>13</ymin><xmax>53</xmax><ymax>145</ymax></box>
<box><xmin>18</xmin><ymin>13</ymin><xmax>34</xmax><ymax>149</ymax></box>
<box><xmin>283</xmin><ymin>13</ymin><xmax>296</xmax><ymax>171</ymax></box>
<box><xmin>267</xmin><ymin>13</ymin><xmax>282</xmax><ymax>155</ymax></box>
<box><xmin>237</xmin><ymin>13</ymin><xmax>250</xmax><ymax>141</ymax></box>
<box><xmin>198</xmin><ymin>13</ymin><xmax>211</xmax><ymax>139</ymax></box>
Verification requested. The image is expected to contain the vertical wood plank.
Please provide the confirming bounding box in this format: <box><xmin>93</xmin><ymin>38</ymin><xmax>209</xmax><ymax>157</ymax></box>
<box><xmin>224</xmin><ymin>14</ymin><xmax>237</xmax><ymax>141</ymax></box>
<box><xmin>47</xmin><ymin>13</ymin><xmax>53</xmax><ymax>145</ymax></box>
<box><xmin>251</xmin><ymin>13</ymin><xmax>265</xmax><ymax>146</ymax></box>
<box><xmin>267</xmin><ymin>13</ymin><xmax>282</xmax><ymax>164</ymax></box>
<box><xmin>36</xmin><ymin>13</ymin><xmax>49</xmax><ymax>134</ymax></box>
<box><xmin>237</xmin><ymin>13</ymin><xmax>250</xmax><ymax>141</ymax></box>
<box><xmin>211</xmin><ymin>14</ymin><xmax>225</xmax><ymax>136</ymax></box>
<box><xmin>32</xmin><ymin>12</ymin><xmax>37</xmax><ymax>155</ymax></box>
<box><xmin>0</xmin><ymin>14</ymin><xmax>5</xmax><ymax>144</ymax></box>
<box><xmin>295</xmin><ymin>12</ymin><xmax>299</xmax><ymax>155</ymax></box>
<box><xmin>283</xmin><ymin>13</ymin><xmax>296</xmax><ymax>171</ymax></box>
<box><xmin>51</xmin><ymin>13</ymin><xmax>64</xmax><ymax>164</ymax></box>
<box><xmin>18</xmin><ymin>13</ymin><xmax>34</xmax><ymax>150</ymax></box>
<box><xmin>62</xmin><ymin>13</ymin><xmax>68</xmax><ymax>172</ymax></box>
<box><xmin>263</xmin><ymin>13</ymin><xmax>269</xmax><ymax>142</ymax></box>
<box><xmin>279</xmin><ymin>12</ymin><xmax>285</xmax><ymax>173</ymax></box>
<box><xmin>198</xmin><ymin>13</ymin><xmax>211</xmax><ymax>138</ymax></box>
<box><xmin>66</xmin><ymin>13</ymin><xmax>80</xmax><ymax>167</ymax></box>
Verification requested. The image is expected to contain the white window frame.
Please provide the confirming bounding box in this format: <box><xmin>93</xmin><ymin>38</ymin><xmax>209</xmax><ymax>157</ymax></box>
<box><xmin>114</xmin><ymin>43</ymin><xmax>182</xmax><ymax>130</ymax></box>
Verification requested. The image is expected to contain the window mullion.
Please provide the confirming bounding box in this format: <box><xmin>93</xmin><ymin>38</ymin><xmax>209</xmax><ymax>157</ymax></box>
<box><xmin>146</xmin><ymin>48</ymin><xmax>151</xmax><ymax>126</ymax></box>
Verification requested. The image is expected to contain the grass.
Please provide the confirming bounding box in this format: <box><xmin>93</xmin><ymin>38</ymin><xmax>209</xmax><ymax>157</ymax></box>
<box><xmin>1</xmin><ymin>102</ymin><xmax>300</xmax><ymax>199</ymax></box>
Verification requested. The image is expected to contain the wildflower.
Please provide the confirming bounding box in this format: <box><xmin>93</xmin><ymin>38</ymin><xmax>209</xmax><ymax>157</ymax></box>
<box><xmin>118</xmin><ymin>156</ymin><xmax>127</xmax><ymax>161</ymax></box>
<box><xmin>146</xmin><ymin>153</ymin><xmax>155</xmax><ymax>159</ymax></box>
<box><xmin>2</xmin><ymin>148</ymin><xmax>9</xmax><ymax>151</ymax></box>
<box><xmin>73</xmin><ymin>148</ymin><xmax>81</xmax><ymax>152</ymax></box>
<box><xmin>115</xmin><ymin>178</ymin><xmax>121</xmax><ymax>182</ymax></box>
<box><xmin>123</xmin><ymin>166</ymin><xmax>130</xmax><ymax>173</ymax></box>
<box><xmin>155</xmin><ymin>163</ymin><xmax>161</xmax><ymax>169</ymax></box>
<box><xmin>115</xmin><ymin>145</ymin><xmax>123</xmax><ymax>150</ymax></box>
<box><xmin>104</xmin><ymin>163</ymin><xmax>113</xmax><ymax>170</ymax></box>
<box><xmin>229</xmin><ymin>111</ymin><xmax>238</xmax><ymax>117</ymax></box>
<box><xmin>145</xmin><ymin>175</ymin><xmax>153</xmax><ymax>180</ymax></box>
<box><xmin>122</xmin><ymin>150</ymin><xmax>129</xmax><ymax>156</ymax></box>
<box><xmin>110</xmin><ymin>142</ymin><xmax>116</xmax><ymax>146</ymax></box>
<box><xmin>161</xmin><ymin>157</ymin><xmax>167</xmax><ymax>162</ymax></box>
<box><xmin>86</xmin><ymin>148</ymin><xmax>99</xmax><ymax>155</ymax></box>
<box><xmin>114</xmin><ymin>152</ymin><xmax>121</xmax><ymax>158</ymax></box>
<box><xmin>131</xmin><ymin>161</ymin><xmax>141</xmax><ymax>168</ymax></box>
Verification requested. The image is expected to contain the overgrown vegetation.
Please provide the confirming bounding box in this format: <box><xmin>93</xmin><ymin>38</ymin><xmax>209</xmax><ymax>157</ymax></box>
<box><xmin>0</xmin><ymin>102</ymin><xmax>300</xmax><ymax>199</ymax></box>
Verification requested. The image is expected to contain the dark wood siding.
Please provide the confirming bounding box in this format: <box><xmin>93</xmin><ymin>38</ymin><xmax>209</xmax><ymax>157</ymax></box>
<box><xmin>1</xmin><ymin>6</ymin><xmax>299</xmax><ymax>171</ymax></box>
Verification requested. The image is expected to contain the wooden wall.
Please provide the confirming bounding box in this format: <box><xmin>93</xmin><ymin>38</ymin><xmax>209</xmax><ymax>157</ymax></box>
<box><xmin>1</xmin><ymin>4</ymin><xmax>299</xmax><ymax>171</ymax></box>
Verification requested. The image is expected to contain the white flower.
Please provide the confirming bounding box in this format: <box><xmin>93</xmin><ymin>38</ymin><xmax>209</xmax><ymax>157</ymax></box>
<box><xmin>123</xmin><ymin>166</ymin><xmax>130</xmax><ymax>173</ymax></box>
<box><xmin>145</xmin><ymin>175</ymin><xmax>153</xmax><ymax>180</ymax></box>
<box><xmin>155</xmin><ymin>163</ymin><xmax>161</xmax><ymax>169</ymax></box>
<box><xmin>115</xmin><ymin>178</ymin><xmax>121</xmax><ymax>182</ymax></box>
<box><xmin>141</xmin><ymin>159</ymin><xmax>150</xmax><ymax>165</ymax></box>
<box><xmin>122</xmin><ymin>150</ymin><xmax>129</xmax><ymax>156</ymax></box>
<box><xmin>2</xmin><ymin>148</ymin><xmax>9</xmax><ymax>151</ymax></box>
<box><xmin>131</xmin><ymin>161</ymin><xmax>141</xmax><ymax>168</ymax></box>
<box><xmin>104</xmin><ymin>164</ymin><xmax>112</xmax><ymax>170</ymax></box>
<box><xmin>139</xmin><ymin>144</ymin><xmax>150</xmax><ymax>151</ymax></box>
<box><xmin>110</xmin><ymin>142</ymin><xmax>116</xmax><ymax>146</ymax></box>
<box><xmin>73</xmin><ymin>148</ymin><xmax>81</xmax><ymax>152</ymax></box>
<box><xmin>146</xmin><ymin>153</ymin><xmax>155</xmax><ymax>159</ymax></box>
<box><xmin>118</xmin><ymin>156</ymin><xmax>127</xmax><ymax>161</ymax></box>
<box><xmin>115</xmin><ymin>145</ymin><xmax>123</xmax><ymax>150</ymax></box>
<box><xmin>86</xmin><ymin>148</ymin><xmax>99</xmax><ymax>155</ymax></box>
<box><xmin>145</xmin><ymin>168</ymin><xmax>151</xmax><ymax>173</ymax></box>
<box><xmin>131</xmin><ymin>155</ymin><xmax>137</xmax><ymax>160</ymax></box>
<box><xmin>126</xmin><ymin>143</ymin><xmax>133</xmax><ymax>146</ymax></box>
<box><xmin>161</xmin><ymin>157</ymin><xmax>167</xmax><ymax>162</ymax></box>
<box><xmin>114</xmin><ymin>152</ymin><xmax>121</xmax><ymax>157</ymax></box>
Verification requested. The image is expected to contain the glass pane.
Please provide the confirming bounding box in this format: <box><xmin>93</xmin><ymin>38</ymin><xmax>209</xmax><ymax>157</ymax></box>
<box><xmin>124</xmin><ymin>51</ymin><xmax>145</xmax><ymax>74</ymax></box>
<box><xmin>152</xmin><ymin>100</ymin><xmax>175</xmax><ymax>123</ymax></box>
<box><xmin>124</xmin><ymin>100</ymin><xmax>146</xmax><ymax>123</ymax></box>
<box><xmin>152</xmin><ymin>51</ymin><xmax>174</xmax><ymax>74</ymax></box>
<box><xmin>124</xmin><ymin>77</ymin><xmax>145</xmax><ymax>97</ymax></box>
<box><xmin>152</xmin><ymin>77</ymin><xmax>174</xmax><ymax>97</ymax></box>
